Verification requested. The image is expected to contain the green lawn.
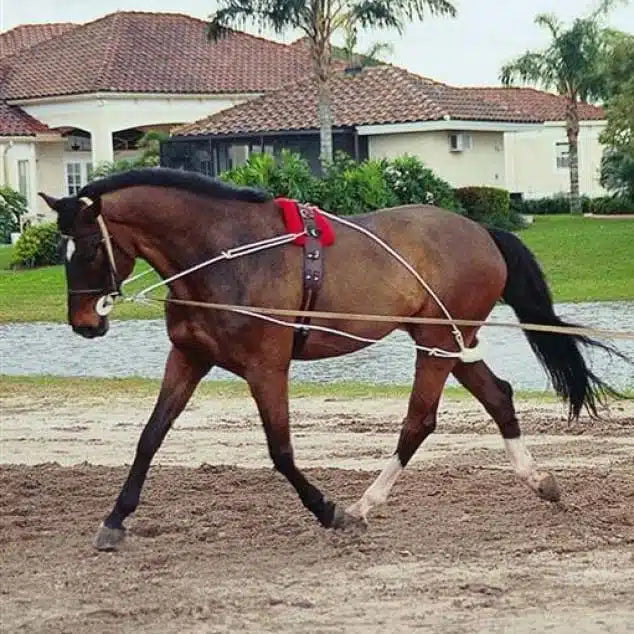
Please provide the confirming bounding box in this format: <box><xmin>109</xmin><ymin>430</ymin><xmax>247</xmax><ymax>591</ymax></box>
<box><xmin>0</xmin><ymin>215</ymin><xmax>632</xmax><ymax>324</ymax></box>
<box><xmin>0</xmin><ymin>258</ymin><xmax>164</xmax><ymax>323</ymax></box>
<box><xmin>0</xmin><ymin>375</ymin><xmax>559</xmax><ymax>401</ymax></box>
<box><xmin>0</xmin><ymin>245</ymin><xmax>14</xmax><ymax>270</ymax></box>
<box><xmin>520</xmin><ymin>215</ymin><xmax>634</xmax><ymax>303</ymax></box>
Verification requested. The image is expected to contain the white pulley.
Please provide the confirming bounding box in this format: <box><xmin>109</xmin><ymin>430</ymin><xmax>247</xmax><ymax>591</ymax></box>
<box><xmin>95</xmin><ymin>294</ymin><xmax>115</xmax><ymax>316</ymax></box>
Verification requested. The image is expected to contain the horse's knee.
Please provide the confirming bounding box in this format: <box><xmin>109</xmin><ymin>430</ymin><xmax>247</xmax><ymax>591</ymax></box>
<box><xmin>421</xmin><ymin>410</ymin><xmax>437</xmax><ymax>433</ymax></box>
<box><xmin>498</xmin><ymin>378</ymin><xmax>513</xmax><ymax>400</ymax></box>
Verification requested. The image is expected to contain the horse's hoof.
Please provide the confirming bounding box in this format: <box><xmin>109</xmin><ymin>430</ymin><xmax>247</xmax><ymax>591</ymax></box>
<box><xmin>331</xmin><ymin>505</ymin><xmax>368</xmax><ymax>533</ymax></box>
<box><xmin>534</xmin><ymin>472</ymin><xmax>561</xmax><ymax>503</ymax></box>
<box><xmin>93</xmin><ymin>522</ymin><xmax>125</xmax><ymax>551</ymax></box>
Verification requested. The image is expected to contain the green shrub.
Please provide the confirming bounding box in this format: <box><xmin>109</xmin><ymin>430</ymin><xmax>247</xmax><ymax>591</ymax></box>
<box><xmin>219</xmin><ymin>150</ymin><xmax>524</xmax><ymax>230</ymax></box>
<box><xmin>220</xmin><ymin>151</ymin><xmax>277</xmax><ymax>190</ymax></box>
<box><xmin>455</xmin><ymin>186</ymin><xmax>509</xmax><ymax>220</ymax></box>
<box><xmin>315</xmin><ymin>153</ymin><xmax>397</xmax><ymax>215</ymax></box>
<box><xmin>91</xmin><ymin>131</ymin><xmax>168</xmax><ymax>180</ymax></box>
<box><xmin>584</xmin><ymin>195</ymin><xmax>634</xmax><ymax>215</ymax></box>
<box><xmin>381</xmin><ymin>155</ymin><xmax>462</xmax><ymax>212</ymax></box>
<box><xmin>511</xmin><ymin>194</ymin><xmax>572</xmax><ymax>215</ymax></box>
<box><xmin>0</xmin><ymin>186</ymin><xmax>27</xmax><ymax>244</ymax></box>
<box><xmin>600</xmin><ymin>148</ymin><xmax>634</xmax><ymax>199</ymax></box>
<box><xmin>11</xmin><ymin>222</ymin><xmax>61</xmax><ymax>269</ymax></box>
<box><xmin>511</xmin><ymin>193</ymin><xmax>634</xmax><ymax>215</ymax></box>
<box><xmin>220</xmin><ymin>150</ymin><xmax>319</xmax><ymax>201</ymax></box>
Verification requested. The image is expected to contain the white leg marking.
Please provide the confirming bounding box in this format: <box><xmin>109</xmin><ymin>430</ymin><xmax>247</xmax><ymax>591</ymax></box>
<box><xmin>504</xmin><ymin>436</ymin><xmax>560</xmax><ymax>501</ymax></box>
<box><xmin>504</xmin><ymin>437</ymin><xmax>536</xmax><ymax>479</ymax></box>
<box><xmin>346</xmin><ymin>454</ymin><xmax>403</xmax><ymax>521</ymax></box>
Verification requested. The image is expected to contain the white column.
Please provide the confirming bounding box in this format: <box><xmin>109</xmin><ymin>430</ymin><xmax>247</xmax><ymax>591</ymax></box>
<box><xmin>90</xmin><ymin>126</ymin><xmax>114</xmax><ymax>166</ymax></box>
<box><xmin>27</xmin><ymin>143</ymin><xmax>38</xmax><ymax>216</ymax></box>
<box><xmin>503</xmin><ymin>131</ymin><xmax>515</xmax><ymax>193</ymax></box>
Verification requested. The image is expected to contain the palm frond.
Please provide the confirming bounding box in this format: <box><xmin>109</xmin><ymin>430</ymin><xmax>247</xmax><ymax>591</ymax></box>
<box><xmin>207</xmin><ymin>0</ymin><xmax>310</xmax><ymax>41</ymax></box>
<box><xmin>500</xmin><ymin>51</ymin><xmax>554</xmax><ymax>89</ymax></box>
<box><xmin>351</xmin><ymin>0</ymin><xmax>456</xmax><ymax>33</ymax></box>
<box><xmin>534</xmin><ymin>13</ymin><xmax>562</xmax><ymax>39</ymax></box>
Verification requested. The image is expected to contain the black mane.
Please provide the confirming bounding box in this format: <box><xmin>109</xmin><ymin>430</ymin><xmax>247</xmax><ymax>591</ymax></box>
<box><xmin>78</xmin><ymin>167</ymin><xmax>271</xmax><ymax>203</ymax></box>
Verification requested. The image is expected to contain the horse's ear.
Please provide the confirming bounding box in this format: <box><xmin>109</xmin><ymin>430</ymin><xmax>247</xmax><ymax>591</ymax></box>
<box><xmin>38</xmin><ymin>192</ymin><xmax>60</xmax><ymax>211</ymax></box>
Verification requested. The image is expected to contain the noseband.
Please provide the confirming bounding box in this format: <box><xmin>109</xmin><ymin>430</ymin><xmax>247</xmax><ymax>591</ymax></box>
<box><xmin>62</xmin><ymin>197</ymin><xmax>121</xmax><ymax>316</ymax></box>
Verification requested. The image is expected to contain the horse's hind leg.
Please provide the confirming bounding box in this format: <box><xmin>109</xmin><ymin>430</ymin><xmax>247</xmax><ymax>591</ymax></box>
<box><xmin>452</xmin><ymin>360</ymin><xmax>561</xmax><ymax>502</ymax></box>
<box><xmin>346</xmin><ymin>351</ymin><xmax>453</xmax><ymax>524</ymax></box>
<box><xmin>93</xmin><ymin>345</ymin><xmax>212</xmax><ymax>551</ymax></box>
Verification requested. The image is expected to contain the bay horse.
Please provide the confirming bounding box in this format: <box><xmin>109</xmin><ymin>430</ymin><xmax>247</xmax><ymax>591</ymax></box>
<box><xmin>39</xmin><ymin>167</ymin><xmax>623</xmax><ymax>551</ymax></box>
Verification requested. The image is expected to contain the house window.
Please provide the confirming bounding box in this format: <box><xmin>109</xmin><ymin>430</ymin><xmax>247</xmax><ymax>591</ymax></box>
<box><xmin>448</xmin><ymin>132</ymin><xmax>472</xmax><ymax>152</ymax></box>
<box><xmin>17</xmin><ymin>160</ymin><xmax>30</xmax><ymax>200</ymax></box>
<box><xmin>66</xmin><ymin>162</ymin><xmax>82</xmax><ymax>195</ymax></box>
<box><xmin>86</xmin><ymin>163</ymin><xmax>93</xmax><ymax>182</ymax></box>
<box><xmin>555</xmin><ymin>142</ymin><xmax>570</xmax><ymax>169</ymax></box>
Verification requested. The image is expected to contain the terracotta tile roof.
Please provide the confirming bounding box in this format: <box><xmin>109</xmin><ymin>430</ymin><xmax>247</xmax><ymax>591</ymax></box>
<box><xmin>466</xmin><ymin>86</ymin><xmax>605</xmax><ymax>121</ymax></box>
<box><xmin>0</xmin><ymin>23</ymin><xmax>76</xmax><ymax>59</ymax></box>
<box><xmin>172</xmin><ymin>65</ymin><xmax>545</xmax><ymax>137</ymax></box>
<box><xmin>0</xmin><ymin>11</ymin><xmax>318</xmax><ymax>99</ymax></box>
<box><xmin>0</xmin><ymin>101</ymin><xmax>54</xmax><ymax>135</ymax></box>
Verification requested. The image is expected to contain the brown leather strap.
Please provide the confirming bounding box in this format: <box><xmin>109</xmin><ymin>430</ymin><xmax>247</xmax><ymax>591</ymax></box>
<box><xmin>292</xmin><ymin>204</ymin><xmax>324</xmax><ymax>357</ymax></box>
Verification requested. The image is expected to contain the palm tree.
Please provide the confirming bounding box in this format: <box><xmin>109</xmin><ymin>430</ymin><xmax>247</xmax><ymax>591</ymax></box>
<box><xmin>340</xmin><ymin>14</ymin><xmax>393</xmax><ymax>69</ymax></box>
<box><xmin>500</xmin><ymin>0</ymin><xmax>626</xmax><ymax>214</ymax></box>
<box><xmin>207</xmin><ymin>0</ymin><xmax>456</xmax><ymax>170</ymax></box>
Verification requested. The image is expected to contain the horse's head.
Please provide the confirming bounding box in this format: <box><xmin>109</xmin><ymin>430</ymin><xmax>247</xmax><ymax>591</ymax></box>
<box><xmin>39</xmin><ymin>192</ymin><xmax>135</xmax><ymax>338</ymax></box>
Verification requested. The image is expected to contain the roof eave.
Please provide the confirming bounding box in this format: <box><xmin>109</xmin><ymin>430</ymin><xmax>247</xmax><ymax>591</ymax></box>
<box><xmin>356</xmin><ymin>119</ymin><xmax>544</xmax><ymax>135</ymax></box>
<box><xmin>7</xmin><ymin>90</ymin><xmax>267</xmax><ymax>105</ymax></box>
<box><xmin>169</xmin><ymin>126</ymin><xmax>355</xmax><ymax>140</ymax></box>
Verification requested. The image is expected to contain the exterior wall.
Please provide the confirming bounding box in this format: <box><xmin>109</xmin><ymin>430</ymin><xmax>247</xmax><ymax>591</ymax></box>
<box><xmin>0</xmin><ymin>137</ymin><xmax>66</xmax><ymax>223</ymax></box>
<box><xmin>368</xmin><ymin>130</ymin><xmax>506</xmax><ymax>189</ymax></box>
<box><xmin>504</xmin><ymin>121</ymin><xmax>607</xmax><ymax>198</ymax></box>
<box><xmin>35</xmin><ymin>140</ymin><xmax>65</xmax><ymax>218</ymax></box>
<box><xmin>0</xmin><ymin>138</ymin><xmax>37</xmax><ymax>215</ymax></box>
<box><xmin>18</xmin><ymin>93</ymin><xmax>255</xmax><ymax>165</ymax></box>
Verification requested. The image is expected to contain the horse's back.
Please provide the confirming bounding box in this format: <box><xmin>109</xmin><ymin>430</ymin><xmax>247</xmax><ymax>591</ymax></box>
<box><xmin>345</xmin><ymin>203</ymin><xmax>504</xmax><ymax>272</ymax></box>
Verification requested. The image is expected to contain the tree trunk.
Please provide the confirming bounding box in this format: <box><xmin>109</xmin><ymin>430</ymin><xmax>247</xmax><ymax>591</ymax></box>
<box><xmin>318</xmin><ymin>79</ymin><xmax>333</xmax><ymax>168</ymax></box>
<box><xmin>310</xmin><ymin>13</ymin><xmax>333</xmax><ymax>171</ymax></box>
<box><xmin>566</xmin><ymin>99</ymin><xmax>581</xmax><ymax>214</ymax></box>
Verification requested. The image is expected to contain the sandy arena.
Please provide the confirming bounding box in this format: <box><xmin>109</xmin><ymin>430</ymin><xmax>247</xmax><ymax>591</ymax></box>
<box><xmin>1</xmin><ymin>391</ymin><xmax>633</xmax><ymax>633</ymax></box>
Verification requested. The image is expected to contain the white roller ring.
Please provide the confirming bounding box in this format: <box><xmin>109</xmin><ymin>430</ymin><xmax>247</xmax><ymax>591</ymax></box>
<box><xmin>95</xmin><ymin>295</ymin><xmax>114</xmax><ymax>316</ymax></box>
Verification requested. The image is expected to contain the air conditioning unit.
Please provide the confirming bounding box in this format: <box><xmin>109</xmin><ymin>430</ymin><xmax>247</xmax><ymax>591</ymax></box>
<box><xmin>449</xmin><ymin>132</ymin><xmax>471</xmax><ymax>152</ymax></box>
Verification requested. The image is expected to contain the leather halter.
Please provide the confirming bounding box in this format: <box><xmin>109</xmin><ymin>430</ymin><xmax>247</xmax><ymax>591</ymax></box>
<box><xmin>62</xmin><ymin>198</ymin><xmax>121</xmax><ymax>301</ymax></box>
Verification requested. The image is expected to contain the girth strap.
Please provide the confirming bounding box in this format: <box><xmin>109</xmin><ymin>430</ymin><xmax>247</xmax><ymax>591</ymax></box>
<box><xmin>292</xmin><ymin>204</ymin><xmax>324</xmax><ymax>357</ymax></box>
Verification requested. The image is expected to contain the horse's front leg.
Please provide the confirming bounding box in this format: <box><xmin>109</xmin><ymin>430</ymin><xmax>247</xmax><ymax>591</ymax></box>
<box><xmin>247</xmin><ymin>367</ymin><xmax>361</xmax><ymax>530</ymax></box>
<box><xmin>94</xmin><ymin>345</ymin><xmax>212</xmax><ymax>551</ymax></box>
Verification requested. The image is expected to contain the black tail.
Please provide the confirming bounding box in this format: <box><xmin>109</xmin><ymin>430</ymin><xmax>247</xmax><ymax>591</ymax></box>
<box><xmin>487</xmin><ymin>227</ymin><xmax>630</xmax><ymax>420</ymax></box>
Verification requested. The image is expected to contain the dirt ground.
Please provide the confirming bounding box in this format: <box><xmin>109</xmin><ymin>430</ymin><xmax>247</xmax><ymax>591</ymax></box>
<box><xmin>1</xmin><ymin>392</ymin><xmax>633</xmax><ymax>633</ymax></box>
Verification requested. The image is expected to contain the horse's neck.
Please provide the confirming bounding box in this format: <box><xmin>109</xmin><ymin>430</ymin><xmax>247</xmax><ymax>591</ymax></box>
<box><xmin>114</xmin><ymin>189</ymin><xmax>274</xmax><ymax>291</ymax></box>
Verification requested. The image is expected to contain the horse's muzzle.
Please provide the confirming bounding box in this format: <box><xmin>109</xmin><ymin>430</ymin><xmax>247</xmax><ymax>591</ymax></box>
<box><xmin>72</xmin><ymin>321</ymin><xmax>108</xmax><ymax>339</ymax></box>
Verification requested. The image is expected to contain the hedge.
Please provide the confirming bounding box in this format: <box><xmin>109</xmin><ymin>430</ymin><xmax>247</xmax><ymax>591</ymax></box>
<box><xmin>511</xmin><ymin>194</ymin><xmax>634</xmax><ymax>215</ymax></box>
<box><xmin>11</xmin><ymin>222</ymin><xmax>62</xmax><ymax>269</ymax></box>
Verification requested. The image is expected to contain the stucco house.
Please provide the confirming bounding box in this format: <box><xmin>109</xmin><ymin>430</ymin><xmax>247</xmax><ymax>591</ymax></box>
<box><xmin>0</xmin><ymin>11</ymin><xmax>318</xmax><ymax>220</ymax></box>
<box><xmin>1</xmin><ymin>10</ymin><xmax>608</xmax><ymax>227</ymax></box>
<box><xmin>166</xmin><ymin>64</ymin><xmax>607</xmax><ymax>200</ymax></box>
